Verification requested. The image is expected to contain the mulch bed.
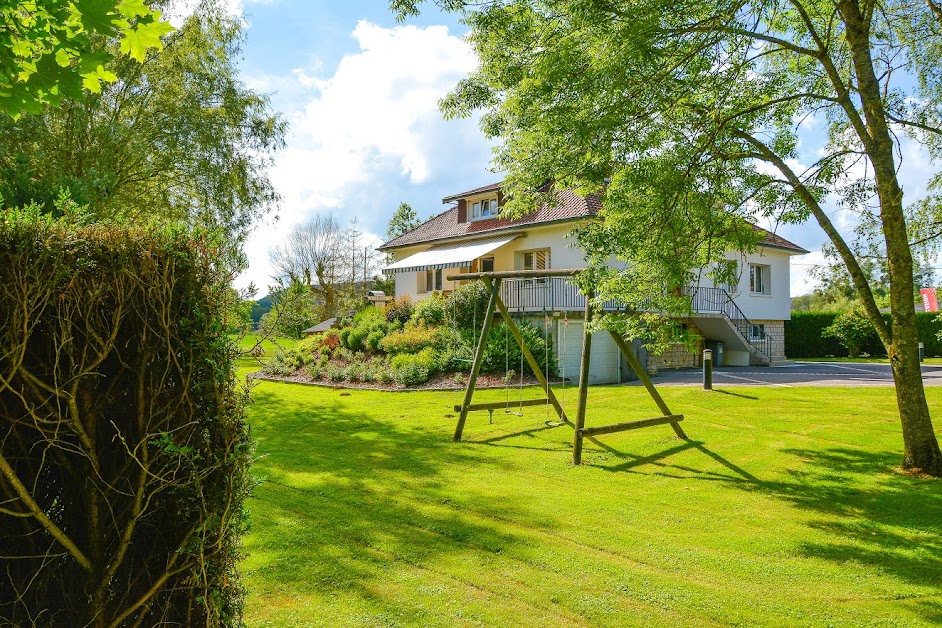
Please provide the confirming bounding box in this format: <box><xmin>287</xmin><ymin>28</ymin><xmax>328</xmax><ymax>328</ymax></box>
<box><xmin>249</xmin><ymin>371</ymin><xmax>555</xmax><ymax>392</ymax></box>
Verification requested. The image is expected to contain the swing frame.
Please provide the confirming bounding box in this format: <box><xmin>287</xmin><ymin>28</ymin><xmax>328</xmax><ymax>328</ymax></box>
<box><xmin>447</xmin><ymin>268</ymin><xmax>688</xmax><ymax>465</ymax></box>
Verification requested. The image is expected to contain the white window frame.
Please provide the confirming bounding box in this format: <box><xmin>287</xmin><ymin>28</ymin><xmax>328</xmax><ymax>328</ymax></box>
<box><xmin>751</xmin><ymin>323</ymin><xmax>766</xmax><ymax>340</ymax></box>
<box><xmin>469</xmin><ymin>197</ymin><xmax>499</xmax><ymax>222</ymax></box>
<box><xmin>749</xmin><ymin>263</ymin><xmax>771</xmax><ymax>295</ymax></box>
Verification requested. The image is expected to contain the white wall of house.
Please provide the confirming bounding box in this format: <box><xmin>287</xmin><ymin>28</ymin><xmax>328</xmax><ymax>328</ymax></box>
<box><xmin>694</xmin><ymin>247</ymin><xmax>795</xmax><ymax>322</ymax></box>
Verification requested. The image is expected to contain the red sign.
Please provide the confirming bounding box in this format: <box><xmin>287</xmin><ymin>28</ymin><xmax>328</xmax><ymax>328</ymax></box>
<box><xmin>921</xmin><ymin>288</ymin><xmax>939</xmax><ymax>312</ymax></box>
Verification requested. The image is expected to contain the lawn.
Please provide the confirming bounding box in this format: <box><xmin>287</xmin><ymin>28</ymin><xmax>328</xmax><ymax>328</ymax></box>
<box><xmin>241</xmin><ymin>380</ymin><xmax>942</xmax><ymax>627</ymax></box>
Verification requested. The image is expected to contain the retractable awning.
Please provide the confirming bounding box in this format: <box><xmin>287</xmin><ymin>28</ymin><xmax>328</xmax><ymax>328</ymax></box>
<box><xmin>384</xmin><ymin>235</ymin><xmax>518</xmax><ymax>273</ymax></box>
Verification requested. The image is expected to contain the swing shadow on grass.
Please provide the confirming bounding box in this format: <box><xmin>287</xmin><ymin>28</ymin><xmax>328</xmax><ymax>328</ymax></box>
<box><xmin>585</xmin><ymin>433</ymin><xmax>942</xmax><ymax>624</ymax></box>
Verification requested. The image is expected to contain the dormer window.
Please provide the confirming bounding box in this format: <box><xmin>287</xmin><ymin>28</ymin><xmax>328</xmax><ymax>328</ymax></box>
<box><xmin>471</xmin><ymin>198</ymin><xmax>499</xmax><ymax>221</ymax></box>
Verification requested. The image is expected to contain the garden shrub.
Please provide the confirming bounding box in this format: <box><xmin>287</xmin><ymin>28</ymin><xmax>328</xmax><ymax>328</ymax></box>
<box><xmin>786</xmin><ymin>311</ymin><xmax>942</xmax><ymax>358</ymax></box>
<box><xmin>384</xmin><ymin>295</ymin><xmax>414</xmax><ymax>324</ymax></box>
<box><xmin>822</xmin><ymin>310</ymin><xmax>877</xmax><ymax>358</ymax></box>
<box><xmin>394</xmin><ymin>362</ymin><xmax>431</xmax><ymax>386</ymax></box>
<box><xmin>481</xmin><ymin>321</ymin><xmax>558</xmax><ymax>377</ymax></box>
<box><xmin>412</xmin><ymin>292</ymin><xmax>448</xmax><ymax>326</ymax></box>
<box><xmin>381</xmin><ymin>323</ymin><xmax>441</xmax><ymax>354</ymax></box>
<box><xmin>446</xmin><ymin>281</ymin><xmax>491</xmax><ymax>331</ymax></box>
<box><xmin>0</xmin><ymin>211</ymin><xmax>251</xmax><ymax>626</ymax></box>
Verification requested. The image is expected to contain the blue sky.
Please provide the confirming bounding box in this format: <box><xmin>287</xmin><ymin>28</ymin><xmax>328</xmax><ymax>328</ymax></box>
<box><xmin>176</xmin><ymin>0</ymin><xmax>936</xmax><ymax>297</ymax></box>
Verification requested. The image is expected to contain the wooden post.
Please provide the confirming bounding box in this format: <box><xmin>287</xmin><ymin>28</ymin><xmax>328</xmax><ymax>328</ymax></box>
<box><xmin>454</xmin><ymin>277</ymin><xmax>501</xmax><ymax>441</ymax></box>
<box><xmin>492</xmin><ymin>295</ymin><xmax>571</xmax><ymax>425</ymax></box>
<box><xmin>573</xmin><ymin>290</ymin><xmax>593</xmax><ymax>465</ymax></box>
<box><xmin>608</xmin><ymin>330</ymin><xmax>688</xmax><ymax>439</ymax></box>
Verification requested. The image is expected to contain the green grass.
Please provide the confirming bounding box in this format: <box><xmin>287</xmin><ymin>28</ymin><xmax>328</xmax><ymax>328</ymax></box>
<box><xmin>231</xmin><ymin>333</ymin><xmax>297</xmax><ymax>374</ymax></box>
<box><xmin>241</xmin><ymin>381</ymin><xmax>942</xmax><ymax>627</ymax></box>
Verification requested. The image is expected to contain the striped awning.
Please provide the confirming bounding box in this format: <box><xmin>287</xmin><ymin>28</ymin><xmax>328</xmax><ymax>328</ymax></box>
<box><xmin>384</xmin><ymin>235</ymin><xmax>518</xmax><ymax>273</ymax></box>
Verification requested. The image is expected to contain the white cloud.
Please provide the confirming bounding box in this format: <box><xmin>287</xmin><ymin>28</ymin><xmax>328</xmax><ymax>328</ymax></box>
<box><xmin>294</xmin><ymin>20</ymin><xmax>477</xmax><ymax>184</ymax></box>
<box><xmin>790</xmin><ymin>249</ymin><xmax>826</xmax><ymax>296</ymax></box>
<box><xmin>236</xmin><ymin>21</ymin><xmax>486</xmax><ymax>290</ymax></box>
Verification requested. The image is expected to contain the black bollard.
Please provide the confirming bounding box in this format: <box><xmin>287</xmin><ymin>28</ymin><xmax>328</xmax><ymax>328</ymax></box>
<box><xmin>703</xmin><ymin>348</ymin><xmax>713</xmax><ymax>391</ymax></box>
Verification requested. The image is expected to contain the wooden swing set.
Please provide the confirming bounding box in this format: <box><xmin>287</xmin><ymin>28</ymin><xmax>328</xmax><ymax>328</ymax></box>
<box><xmin>447</xmin><ymin>269</ymin><xmax>688</xmax><ymax>465</ymax></box>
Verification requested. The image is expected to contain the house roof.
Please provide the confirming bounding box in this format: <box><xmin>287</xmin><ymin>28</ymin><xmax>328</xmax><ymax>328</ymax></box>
<box><xmin>753</xmin><ymin>226</ymin><xmax>809</xmax><ymax>254</ymax></box>
<box><xmin>379</xmin><ymin>187</ymin><xmax>602</xmax><ymax>250</ymax></box>
<box><xmin>379</xmin><ymin>182</ymin><xmax>808</xmax><ymax>255</ymax></box>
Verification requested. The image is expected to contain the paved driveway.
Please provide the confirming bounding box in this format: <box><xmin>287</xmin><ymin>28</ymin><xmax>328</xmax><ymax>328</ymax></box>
<box><xmin>634</xmin><ymin>361</ymin><xmax>942</xmax><ymax>387</ymax></box>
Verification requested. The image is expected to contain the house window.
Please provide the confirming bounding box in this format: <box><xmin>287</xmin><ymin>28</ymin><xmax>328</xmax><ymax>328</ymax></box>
<box><xmin>423</xmin><ymin>269</ymin><xmax>442</xmax><ymax>292</ymax></box>
<box><xmin>480</xmin><ymin>257</ymin><xmax>494</xmax><ymax>272</ymax></box>
<box><xmin>522</xmin><ymin>249</ymin><xmax>549</xmax><ymax>272</ymax></box>
<box><xmin>470</xmin><ymin>198</ymin><xmax>498</xmax><ymax>221</ymax></box>
<box><xmin>751</xmin><ymin>323</ymin><xmax>766</xmax><ymax>340</ymax></box>
<box><xmin>749</xmin><ymin>264</ymin><xmax>771</xmax><ymax>295</ymax></box>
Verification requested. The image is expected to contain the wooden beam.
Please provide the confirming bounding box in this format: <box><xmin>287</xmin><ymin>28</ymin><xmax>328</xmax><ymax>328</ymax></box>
<box><xmin>454</xmin><ymin>277</ymin><xmax>501</xmax><ymax>441</ymax></box>
<box><xmin>446</xmin><ymin>268</ymin><xmax>582</xmax><ymax>281</ymax></box>
<box><xmin>579</xmin><ymin>415</ymin><xmax>684</xmax><ymax>437</ymax></box>
<box><xmin>454</xmin><ymin>398</ymin><xmax>558</xmax><ymax>413</ymax></box>
<box><xmin>608</xmin><ymin>330</ymin><xmax>688</xmax><ymax>440</ymax></box>
<box><xmin>491</xmin><ymin>296</ymin><xmax>569</xmax><ymax>425</ymax></box>
<box><xmin>573</xmin><ymin>290</ymin><xmax>593</xmax><ymax>465</ymax></box>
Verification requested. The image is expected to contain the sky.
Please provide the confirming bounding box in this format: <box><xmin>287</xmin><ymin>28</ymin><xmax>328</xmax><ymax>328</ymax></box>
<box><xmin>187</xmin><ymin>0</ymin><xmax>937</xmax><ymax>298</ymax></box>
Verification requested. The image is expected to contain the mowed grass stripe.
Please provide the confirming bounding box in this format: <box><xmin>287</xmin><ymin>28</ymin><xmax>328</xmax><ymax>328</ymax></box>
<box><xmin>242</xmin><ymin>380</ymin><xmax>942</xmax><ymax>627</ymax></box>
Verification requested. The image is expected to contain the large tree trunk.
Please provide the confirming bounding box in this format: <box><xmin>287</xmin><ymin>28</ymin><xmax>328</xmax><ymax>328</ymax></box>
<box><xmin>888</xmin><ymin>328</ymin><xmax>942</xmax><ymax>475</ymax></box>
<box><xmin>840</xmin><ymin>0</ymin><xmax>942</xmax><ymax>475</ymax></box>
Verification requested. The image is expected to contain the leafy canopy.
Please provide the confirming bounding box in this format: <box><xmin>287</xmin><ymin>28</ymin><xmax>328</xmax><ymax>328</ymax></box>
<box><xmin>393</xmin><ymin>0</ymin><xmax>942</xmax><ymax>473</ymax></box>
<box><xmin>0</xmin><ymin>0</ymin><xmax>173</xmax><ymax>116</ymax></box>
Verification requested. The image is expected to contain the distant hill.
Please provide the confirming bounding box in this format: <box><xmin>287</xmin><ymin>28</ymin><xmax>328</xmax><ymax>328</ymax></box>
<box><xmin>251</xmin><ymin>294</ymin><xmax>273</xmax><ymax>324</ymax></box>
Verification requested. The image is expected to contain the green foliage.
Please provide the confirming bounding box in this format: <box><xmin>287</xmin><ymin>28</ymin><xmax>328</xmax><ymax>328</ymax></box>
<box><xmin>384</xmin><ymin>294</ymin><xmax>414</xmax><ymax>325</ymax></box>
<box><xmin>823</xmin><ymin>310</ymin><xmax>878</xmax><ymax>358</ymax></box>
<box><xmin>445</xmin><ymin>281</ymin><xmax>491</xmax><ymax>331</ymax></box>
<box><xmin>0</xmin><ymin>0</ymin><xmax>285</xmax><ymax>259</ymax></box>
<box><xmin>390</xmin><ymin>347</ymin><xmax>439</xmax><ymax>386</ymax></box>
<box><xmin>481</xmin><ymin>321</ymin><xmax>557</xmax><ymax>377</ymax></box>
<box><xmin>259</xmin><ymin>280</ymin><xmax>320</xmax><ymax>340</ymax></box>
<box><xmin>0</xmin><ymin>0</ymin><xmax>173</xmax><ymax>116</ymax></box>
<box><xmin>386</xmin><ymin>200</ymin><xmax>422</xmax><ymax>240</ymax></box>
<box><xmin>381</xmin><ymin>323</ymin><xmax>441</xmax><ymax>355</ymax></box>
<box><xmin>0</xmin><ymin>213</ymin><xmax>251</xmax><ymax>624</ymax></box>
<box><xmin>787</xmin><ymin>312</ymin><xmax>942</xmax><ymax>358</ymax></box>
<box><xmin>412</xmin><ymin>291</ymin><xmax>448</xmax><ymax>326</ymax></box>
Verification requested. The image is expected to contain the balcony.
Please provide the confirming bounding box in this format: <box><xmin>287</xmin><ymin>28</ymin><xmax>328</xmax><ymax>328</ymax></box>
<box><xmin>496</xmin><ymin>277</ymin><xmax>774</xmax><ymax>362</ymax></box>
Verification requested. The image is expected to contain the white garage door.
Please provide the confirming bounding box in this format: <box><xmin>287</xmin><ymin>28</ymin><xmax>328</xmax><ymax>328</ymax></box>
<box><xmin>557</xmin><ymin>322</ymin><xmax>619</xmax><ymax>385</ymax></box>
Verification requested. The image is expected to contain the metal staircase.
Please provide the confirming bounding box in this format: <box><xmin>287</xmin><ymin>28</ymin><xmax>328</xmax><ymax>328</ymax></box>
<box><xmin>683</xmin><ymin>286</ymin><xmax>774</xmax><ymax>364</ymax></box>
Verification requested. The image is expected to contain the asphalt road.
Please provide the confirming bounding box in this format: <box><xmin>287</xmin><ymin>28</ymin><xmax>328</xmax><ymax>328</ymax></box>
<box><xmin>633</xmin><ymin>361</ymin><xmax>942</xmax><ymax>387</ymax></box>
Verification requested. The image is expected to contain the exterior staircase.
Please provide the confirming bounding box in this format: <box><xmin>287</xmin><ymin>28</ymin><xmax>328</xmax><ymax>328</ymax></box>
<box><xmin>684</xmin><ymin>286</ymin><xmax>776</xmax><ymax>365</ymax></box>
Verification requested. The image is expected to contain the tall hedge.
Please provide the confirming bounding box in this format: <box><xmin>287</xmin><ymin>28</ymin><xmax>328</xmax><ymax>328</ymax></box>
<box><xmin>786</xmin><ymin>311</ymin><xmax>942</xmax><ymax>358</ymax></box>
<box><xmin>0</xmin><ymin>211</ymin><xmax>252</xmax><ymax>626</ymax></box>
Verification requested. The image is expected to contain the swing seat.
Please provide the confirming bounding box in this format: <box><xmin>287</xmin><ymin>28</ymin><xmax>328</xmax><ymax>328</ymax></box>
<box><xmin>454</xmin><ymin>398</ymin><xmax>553</xmax><ymax>413</ymax></box>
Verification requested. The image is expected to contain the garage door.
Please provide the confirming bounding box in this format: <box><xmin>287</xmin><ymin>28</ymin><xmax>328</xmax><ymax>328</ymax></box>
<box><xmin>557</xmin><ymin>322</ymin><xmax>619</xmax><ymax>385</ymax></box>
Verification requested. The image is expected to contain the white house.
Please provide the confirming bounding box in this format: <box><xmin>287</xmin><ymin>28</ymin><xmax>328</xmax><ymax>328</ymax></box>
<box><xmin>378</xmin><ymin>182</ymin><xmax>807</xmax><ymax>383</ymax></box>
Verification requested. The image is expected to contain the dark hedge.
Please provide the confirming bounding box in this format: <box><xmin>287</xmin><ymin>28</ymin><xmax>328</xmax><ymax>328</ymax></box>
<box><xmin>786</xmin><ymin>311</ymin><xmax>942</xmax><ymax>358</ymax></box>
<box><xmin>0</xmin><ymin>211</ymin><xmax>252</xmax><ymax>626</ymax></box>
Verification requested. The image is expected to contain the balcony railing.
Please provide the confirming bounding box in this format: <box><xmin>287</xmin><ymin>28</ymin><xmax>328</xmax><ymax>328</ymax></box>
<box><xmin>497</xmin><ymin>278</ymin><xmax>774</xmax><ymax>360</ymax></box>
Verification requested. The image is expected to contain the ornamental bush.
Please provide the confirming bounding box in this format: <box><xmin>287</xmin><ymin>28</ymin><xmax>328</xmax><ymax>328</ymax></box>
<box><xmin>822</xmin><ymin>310</ymin><xmax>877</xmax><ymax>358</ymax></box>
<box><xmin>0</xmin><ymin>210</ymin><xmax>251</xmax><ymax>626</ymax></box>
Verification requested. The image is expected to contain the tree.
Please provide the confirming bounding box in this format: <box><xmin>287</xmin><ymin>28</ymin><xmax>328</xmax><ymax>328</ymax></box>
<box><xmin>259</xmin><ymin>279</ymin><xmax>321</xmax><ymax>340</ymax></box>
<box><xmin>823</xmin><ymin>309</ymin><xmax>878</xmax><ymax>357</ymax></box>
<box><xmin>271</xmin><ymin>214</ymin><xmax>382</xmax><ymax>316</ymax></box>
<box><xmin>386</xmin><ymin>201</ymin><xmax>421</xmax><ymax>240</ymax></box>
<box><xmin>0</xmin><ymin>0</ymin><xmax>173</xmax><ymax>116</ymax></box>
<box><xmin>271</xmin><ymin>214</ymin><xmax>346</xmax><ymax>315</ymax></box>
<box><xmin>0</xmin><ymin>0</ymin><xmax>285</xmax><ymax>261</ymax></box>
<box><xmin>394</xmin><ymin>0</ymin><xmax>942</xmax><ymax>474</ymax></box>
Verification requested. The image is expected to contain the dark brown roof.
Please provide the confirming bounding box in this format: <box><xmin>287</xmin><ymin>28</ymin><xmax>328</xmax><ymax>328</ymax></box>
<box><xmin>753</xmin><ymin>225</ymin><xmax>808</xmax><ymax>254</ymax></box>
<box><xmin>441</xmin><ymin>181</ymin><xmax>503</xmax><ymax>203</ymax></box>
<box><xmin>379</xmin><ymin>188</ymin><xmax>601</xmax><ymax>250</ymax></box>
<box><xmin>380</xmin><ymin>183</ymin><xmax>807</xmax><ymax>254</ymax></box>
